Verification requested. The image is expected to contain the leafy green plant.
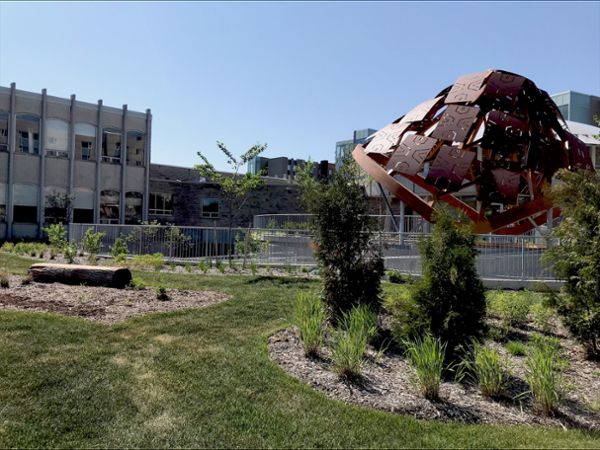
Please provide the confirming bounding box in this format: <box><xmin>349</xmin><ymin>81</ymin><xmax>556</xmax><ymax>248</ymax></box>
<box><xmin>505</xmin><ymin>341</ymin><xmax>528</xmax><ymax>356</ymax></box>
<box><xmin>403</xmin><ymin>334</ymin><xmax>447</xmax><ymax>400</ymax></box>
<box><xmin>199</xmin><ymin>261</ymin><xmax>208</xmax><ymax>274</ymax></box>
<box><xmin>299</xmin><ymin>151</ymin><xmax>385</xmax><ymax>320</ymax></box>
<box><xmin>525</xmin><ymin>349</ymin><xmax>570</xmax><ymax>416</ymax></box>
<box><xmin>328</xmin><ymin>306</ymin><xmax>381</xmax><ymax>379</ymax></box>
<box><xmin>461</xmin><ymin>342</ymin><xmax>512</xmax><ymax>398</ymax></box>
<box><xmin>496</xmin><ymin>293</ymin><xmax>530</xmax><ymax>328</ymax></box>
<box><xmin>266</xmin><ymin>265</ymin><xmax>271</xmax><ymax>274</ymax></box>
<box><xmin>43</xmin><ymin>223</ymin><xmax>67</xmax><ymax>253</ymax></box>
<box><xmin>542</xmin><ymin>168</ymin><xmax>600</xmax><ymax>355</ymax></box>
<box><xmin>487</xmin><ymin>324</ymin><xmax>509</xmax><ymax>342</ymax></box>
<box><xmin>21</xmin><ymin>273</ymin><xmax>32</xmax><ymax>285</ymax></box>
<box><xmin>82</xmin><ymin>228</ymin><xmax>106</xmax><ymax>265</ymax></box>
<box><xmin>286</xmin><ymin>264</ymin><xmax>292</xmax><ymax>274</ymax></box>
<box><xmin>153</xmin><ymin>254</ymin><xmax>164</xmax><ymax>272</ymax></box>
<box><xmin>250</xmin><ymin>262</ymin><xmax>257</xmax><ymax>276</ymax></box>
<box><xmin>63</xmin><ymin>241</ymin><xmax>78</xmax><ymax>264</ymax></box>
<box><xmin>128</xmin><ymin>277</ymin><xmax>146</xmax><ymax>291</ymax></box>
<box><xmin>290</xmin><ymin>292</ymin><xmax>325</xmax><ymax>357</ymax></box>
<box><xmin>124</xmin><ymin>299</ymin><xmax>132</xmax><ymax>307</ymax></box>
<box><xmin>529</xmin><ymin>303</ymin><xmax>558</xmax><ymax>335</ymax></box>
<box><xmin>109</xmin><ymin>237</ymin><xmax>128</xmax><ymax>259</ymax></box>
<box><xmin>185</xmin><ymin>263</ymin><xmax>192</xmax><ymax>273</ymax></box>
<box><xmin>0</xmin><ymin>268</ymin><xmax>9</xmax><ymax>288</ymax></box>
<box><xmin>394</xmin><ymin>208</ymin><xmax>486</xmax><ymax>357</ymax></box>
<box><xmin>170</xmin><ymin>261</ymin><xmax>176</xmax><ymax>272</ymax></box>
<box><xmin>1</xmin><ymin>242</ymin><xmax>14</xmax><ymax>253</ymax></box>
<box><xmin>216</xmin><ymin>260</ymin><xmax>225</xmax><ymax>274</ymax></box>
<box><xmin>156</xmin><ymin>282</ymin><xmax>169</xmax><ymax>301</ymax></box>
<box><xmin>386</xmin><ymin>270</ymin><xmax>403</xmax><ymax>284</ymax></box>
<box><xmin>403</xmin><ymin>273</ymin><xmax>415</xmax><ymax>284</ymax></box>
<box><xmin>301</xmin><ymin>266</ymin><xmax>310</xmax><ymax>273</ymax></box>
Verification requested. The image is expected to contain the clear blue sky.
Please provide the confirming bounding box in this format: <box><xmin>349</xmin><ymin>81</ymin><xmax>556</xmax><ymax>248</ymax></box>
<box><xmin>1</xmin><ymin>2</ymin><xmax>599</xmax><ymax>172</ymax></box>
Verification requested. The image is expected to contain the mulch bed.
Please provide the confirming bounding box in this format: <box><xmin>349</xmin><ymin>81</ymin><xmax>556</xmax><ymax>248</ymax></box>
<box><xmin>268</xmin><ymin>321</ymin><xmax>600</xmax><ymax>430</ymax></box>
<box><xmin>0</xmin><ymin>275</ymin><xmax>231</xmax><ymax>324</ymax></box>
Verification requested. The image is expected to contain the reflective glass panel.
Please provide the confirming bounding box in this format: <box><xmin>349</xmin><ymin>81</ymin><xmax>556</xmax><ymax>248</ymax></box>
<box><xmin>125</xmin><ymin>191</ymin><xmax>143</xmax><ymax>224</ymax></box>
<box><xmin>126</xmin><ymin>131</ymin><xmax>145</xmax><ymax>167</ymax></box>
<box><xmin>46</xmin><ymin>119</ymin><xmax>69</xmax><ymax>159</ymax></box>
<box><xmin>75</xmin><ymin>123</ymin><xmax>96</xmax><ymax>161</ymax></box>
<box><xmin>16</xmin><ymin>114</ymin><xmax>40</xmax><ymax>155</ymax></box>
<box><xmin>0</xmin><ymin>111</ymin><xmax>8</xmax><ymax>152</ymax></box>
<box><xmin>100</xmin><ymin>189</ymin><xmax>120</xmax><ymax>223</ymax></box>
<box><xmin>102</xmin><ymin>128</ymin><xmax>121</xmax><ymax>164</ymax></box>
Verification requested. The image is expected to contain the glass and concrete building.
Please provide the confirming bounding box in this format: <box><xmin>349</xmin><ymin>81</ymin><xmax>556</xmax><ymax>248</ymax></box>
<box><xmin>335</xmin><ymin>128</ymin><xmax>377</xmax><ymax>169</ymax></box>
<box><xmin>247</xmin><ymin>156</ymin><xmax>332</xmax><ymax>182</ymax></box>
<box><xmin>551</xmin><ymin>91</ymin><xmax>600</xmax><ymax>126</ymax></box>
<box><xmin>0</xmin><ymin>83</ymin><xmax>151</xmax><ymax>239</ymax></box>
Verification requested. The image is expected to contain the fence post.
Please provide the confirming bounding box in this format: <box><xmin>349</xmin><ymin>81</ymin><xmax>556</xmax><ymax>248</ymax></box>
<box><xmin>213</xmin><ymin>220</ymin><xmax>217</xmax><ymax>264</ymax></box>
<box><xmin>169</xmin><ymin>228</ymin><xmax>173</xmax><ymax>260</ymax></box>
<box><xmin>521</xmin><ymin>238</ymin><xmax>525</xmax><ymax>280</ymax></box>
<box><xmin>243</xmin><ymin>224</ymin><xmax>250</xmax><ymax>269</ymax></box>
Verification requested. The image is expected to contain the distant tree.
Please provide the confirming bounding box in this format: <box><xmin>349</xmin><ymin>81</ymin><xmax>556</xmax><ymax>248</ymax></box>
<box><xmin>194</xmin><ymin>141</ymin><xmax>267</xmax><ymax>261</ymax></box>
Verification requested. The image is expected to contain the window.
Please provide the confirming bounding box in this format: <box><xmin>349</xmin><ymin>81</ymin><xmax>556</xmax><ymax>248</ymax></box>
<box><xmin>202</xmin><ymin>199</ymin><xmax>219</xmax><ymax>218</ymax></box>
<box><xmin>16</xmin><ymin>115</ymin><xmax>40</xmax><ymax>155</ymax></box>
<box><xmin>102</xmin><ymin>128</ymin><xmax>121</xmax><ymax>164</ymax></box>
<box><xmin>0</xmin><ymin>111</ymin><xmax>8</xmax><ymax>152</ymax></box>
<box><xmin>75</xmin><ymin>123</ymin><xmax>96</xmax><ymax>161</ymax></box>
<box><xmin>73</xmin><ymin>188</ymin><xmax>94</xmax><ymax>224</ymax></box>
<box><xmin>149</xmin><ymin>193</ymin><xmax>173</xmax><ymax>216</ymax></box>
<box><xmin>125</xmin><ymin>192</ymin><xmax>143</xmax><ymax>224</ymax></box>
<box><xmin>13</xmin><ymin>184</ymin><xmax>38</xmax><ymax>223</ymax></box>
<box><xmin>46</xmin><ymin>119</ymin><xmax>69</xmax><ymax>158</ymax></box>
<box><xmin>0</xmin><ymin>184</ymin><xmax>6</xmax><ymax>223</ymax></box>
<box><xmin>126</xmin><ymin>131</ymin><xmax>145</xmax><ymax>167</ymax></box>
<box><xmin>100</xmin><ymin>190</ymin><xmax>120</xmax><ymax>224</ymax></box>
<box><xmin>44</xmin><ymin>186</ymin><xmax>70</xmax><ymax>224</ymax></box>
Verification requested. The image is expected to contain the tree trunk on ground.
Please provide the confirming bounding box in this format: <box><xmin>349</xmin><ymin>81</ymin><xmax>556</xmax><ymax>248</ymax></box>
<box><xmin>28</xmin><ymin>264</ymin><xmax>132</xmax><ymax>289</ymax></box>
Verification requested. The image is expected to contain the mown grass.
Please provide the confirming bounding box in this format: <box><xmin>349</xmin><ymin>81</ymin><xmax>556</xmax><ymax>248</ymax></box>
<box><xmin>0</xmin><ymin>257</ymin><xmax>598</xmax><ymax>447</ymax></box>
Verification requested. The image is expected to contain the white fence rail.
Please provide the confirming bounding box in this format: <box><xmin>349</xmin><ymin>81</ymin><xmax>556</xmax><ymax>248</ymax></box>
<box><xmin>69</xmin><ymin>223</ymin><xmax>556</xmax><ymax>280</ymax></box>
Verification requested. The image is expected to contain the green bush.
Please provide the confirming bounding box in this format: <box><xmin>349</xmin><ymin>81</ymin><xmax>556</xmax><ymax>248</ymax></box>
<box><xmin>505</xmin><ymin>341</ymin><xmax>528</xmax><ymax>356</ymax></box>
<box><xmin>387</xmin><ymin>270</ymin><xmax>403</xmax><ymax>284</ymax></box>
<box><xmin>216</xmin><ymin>260</ymin><xmax>225</xmax><ymax>274</ymax></box>
<box><xmin>328</xmin><ymin>306</ymin><xmax>380</xmax><ymax>379</ymax></box>
<box><xmin>528</xmin><ymin>333</ymin><xmax>565</xmax><ymax>362</ymax></box>
<box><xmin>109</xmin><ymin>237</ymin><xmax>128</xmax><ymax>258</ymax></box>
<box><xmin>170</xmin><ymin>262</ymin><xmax>176</xmax><ymax>272</ymax></box>
<box><xmin>250</xmin><ymin>262</ymin><xmax>257</xmax><ymax>276</ymax></box>
<box><xmin>63</xmin><ymin>241</ymin><xmax>78</xmax><ymax>264</ymax></box>
<box><xmin>0</xmin><ymin>268</ymin><xmax>9</xmax><ymax>288</ymax></box>
<box><xmin>199</xmin><ymin>261</ymin><xmax>208</xmax><ymax>274</ymax></box>
<box><xmin>43</xmin><ymin>223</ymin><xmax>67</xmax><ymax>252</ymax></box>
<box><xmin>542</xmin><ymin>168</ymin><xmax>600</xmax><ymax>355</ymax></box>
<box><xmin>128</xmin><ymin>277</ymin><xmax>146</xmax><ymax>290</ymax></box>
<box><xmin>491</xmin><ymin>293</ymin><xmax>531</xmax><ymax>328</ymax></box>
<box><xmin>290</xmin><ymin>293</ymin><xmax>325</xmax><ymax>357</ymax></box>
<box><xmin>300</xmin><ymin>152</ymin><xmax>385</xmax><ymax>320</ymax></box>
<box><xmin>403</xmin><ymin>334</ymin><xmax>446</xmax><ymax>400</ymax></box>
<box><xmin>393</xmin><ymin>208</ymin><xmax>486</xmax><ymax>356</ymax></box>
<box><xmin>153</xmin><ymin>254</ymin><xmax>164</xmax><ymax>272</ymax></box>
<box><xmin>185</xmin><ymin>263</ymin><xmax>192</xmax><ymax>273</ymax></box>
<box><xmin>82</xmin><ymin>228</ymin><xmax>106</xmax><ymax>265</ymax></box>
<box><xmin>529</xmin><ymin>303</ymin><xmax>558</xmax><ymax>335</ymax></box>
<box><xmin>1</xmin><ymin>242</ymin><xmax>14</xmax><ymax>253</ymax></box>
<box><xmin>156</xmin><ymin>282</ymin><xmax>169</xmax><ymax>301</ymax></box>
<box><xmin>461</xmin><ymin>342</ymin><xmax>512</xmax><ymax>398</ymax></box>
<box><xmin>487</xmin><ymin>324</ymin><xmax>509</xmax><ymax>342</ymax></box>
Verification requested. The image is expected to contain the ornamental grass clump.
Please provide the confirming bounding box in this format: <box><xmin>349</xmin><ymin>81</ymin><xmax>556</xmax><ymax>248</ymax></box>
<box><xmin>461</xmin><ymin>342</ymin><xmax>512</xmax><ymax>398</ymax></box>
<box><xmin>290</xmin><ymin>293</ymin><xmax>325</xmax><ymax>357</ymax></box>
<box><xmin>0</xmin><ymin>268</ymin><xmax>9</xmax><ymax>288</ymax></box>
<box><xmin>403</xmin><ymin>334</ymin><xmax>446</xmax><ymax>400</ymax></box>
<box><xmin>328</xmin><ymin>306</ymin><xmax>380</xmax><ymax>379</ymax></box>
<box><xmin>525</xmin><ymin>349</ymin><xmax>569</xmax><ymax>416</ymax></box>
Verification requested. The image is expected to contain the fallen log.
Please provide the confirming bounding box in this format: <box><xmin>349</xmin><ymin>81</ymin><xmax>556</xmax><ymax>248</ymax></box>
<box><xmin>28</xmin><ymin>264</ymin><xmax>132</xmax><ymax>289</ymax></box>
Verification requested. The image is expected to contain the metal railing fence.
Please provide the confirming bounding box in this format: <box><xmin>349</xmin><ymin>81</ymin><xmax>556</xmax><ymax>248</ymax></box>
<box><xmin>70</xmin><ymin>223</ymin><xmax>557</xmax><ymax>280</ymax></box>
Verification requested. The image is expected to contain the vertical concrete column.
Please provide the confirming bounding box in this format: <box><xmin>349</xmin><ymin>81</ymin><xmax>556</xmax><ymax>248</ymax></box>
<box><xmin>38</xmin><ymin>89</ymin><xmax>48</xmax><ymax>238</ymax></box>
<box><xmin>94</xmin><ymin>100</ymin><xmax>103</xmax><ymax>223</ymax></box>
<box><xmin>7</xmin><ymin>83</ymin><xmax>16</xmax><ymax>239</ymax></box>
<box><xmin>120</xmin><ymin>105</ymin><xmax>128</xmax><ymax>224</ymax></box>
<box><xmin>143</xmin><ymin>109</ymin><xmax>152</xmax><ymax>222</ymax></box>
<box><xmin>68</xmin><ymin>95</ymin><xmax>76</xmax><ymax>198</ymax></box>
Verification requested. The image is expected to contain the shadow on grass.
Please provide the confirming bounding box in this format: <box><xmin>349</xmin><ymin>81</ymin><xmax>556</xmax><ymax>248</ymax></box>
<box><xmin>243</xmin><ymin>276</ymin><xmax>315</xmax><ymax>287</ymax></box>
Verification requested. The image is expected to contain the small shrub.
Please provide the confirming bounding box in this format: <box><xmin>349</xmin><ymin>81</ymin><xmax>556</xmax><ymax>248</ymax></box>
<box><xmin>128</xmin><ymin>277</ymin><xmax>146</xmax><ymax>290</ymax></box>
<box><xmin>170</xmin><ymin>261</ymin><xmax>176</xmax><ymax>272</ymax></box>
<box><xmin>216</xmin><ymin>260</ymin><xmax>225</xmax><ymax>274</ymax></box>
<box><xmin>250</xmin><ymin>262</ymin><xmax>257</xmax><ymax>276</ymax></box>
<box><xmin>499</xmin><ymin>294</ymin><xmax>530</xmax><ymax>328</ymax></box>
<box><xmin>21</xmin><ymin>274</ymin><xmax>33</xmax><ymax>285</ymax></box>
<box><xmin>286</xmin><ymin>264</ymin><xmax>292</xmax><ymax>274</ymax></box>
<box><xmin>328</xmin><ymin>306</ymin><xmax>380</xmax><ymax>379</ymax></box>
<box><xmin>199</xmin><ymin>261</ymin><xmax>208</xmax><ymax>274</ymax></box>
<box><xmin>0</xmin><ymin>268</ymin><xmax>9</xmax><ymax>288</ymax></box>
<box><xmin>63</xmin><ymin>241</ymin><xmax>78</xmax><ymax>264</ymax></box>
<box><xmin>525</xmin><ymin>350</ymin><xmax>569</xmax><ymax>416</ymax></box>
<box><xmin>109</xmin><ymin>237</ymin><xmax>128</xmax><ymax>259</ymax></box>
<box><xmin>156</xmin><ymin>282</ymin><xmax>169</xmax><ymax>301</ymax></box>
<box><xmin>185</xmin><ymin>263</ymin><xmax>192</xmax><ymax>273</ymax></box>
<box><xmin>266</xmin><ymin>265</ymin><xmax>271</xmax><ymax>274</ymax></box>
<box><xmin>301</xmin><ymin>266</ymin><xmax>310</xmax><ymax>273</ymax></box>
<box><xmin>1</xmin><ymin>242</ymin><xmax>14</xmax><ymax>253</ymax></box>
<box><xmin>505</xmin><ymin>341</ymin><xmax>528</xmax><ymax>356</ymax></box>
<box><xmin>403</xmin><ymin>273</ymin><xmax>415</xmax><ymax>284</ymax></box>
<box><xmin>43</xmin><ymin>223</ymin><xmax>67</xmax><ymax>252</ymax></box>
<box><xmin>487</xmin><ymin>324</ymin><xmax>509</xmax><ymax>342</ymax></box>
<box><xmin>461</xmin><ymin>342</ymin><xmax>512</xmax><ymax>398</ymax></box>
<box><xmin>528</xmin><ymin>333</ymin><xmax>569</xmax><ymax>371</ymax></box>
<box><xmin>82</xmin><ymin>228</ymin><xmax>106</xmax><ymax>265</ymax></box>
<box><xmin>152</xmin><ymin>253</ymin><xmax>164</xmax><ymax>272</ymax></box>
<box><xmin>387</xmin><ymin>270</ymin><xmax>403</xmax><ymax>284</ymax></box>
<box><xmin>529</xmin><ymin>303</ymin><xmax>558</xmax><ymax>335</ymax></box>
<box><xmin>290</xmin><ymin>293</ymin><xmax>325</xmax><ymax>357</ymax></box>
<box><xmin>403</xmin><ymin>334</ymin><xmax>446</xmax><ymax>400</ymax></box>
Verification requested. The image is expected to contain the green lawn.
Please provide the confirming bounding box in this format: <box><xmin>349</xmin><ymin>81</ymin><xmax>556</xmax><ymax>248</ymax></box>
<box><xmin>0</xmin><ymin>257</ymin><xmax>599</xmax><ymax>448</ymax></box>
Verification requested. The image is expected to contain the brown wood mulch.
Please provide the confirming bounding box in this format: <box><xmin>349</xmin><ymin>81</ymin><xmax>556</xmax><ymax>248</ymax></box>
<box><xmin>268</xmin><ymin>321</ymin><xmax>600</xmax><ymax>430</ymax></box>
<box><xmin>0</xmin><ymin>275</ymin><xmax>231</xmax><ymax>324</ymax></box>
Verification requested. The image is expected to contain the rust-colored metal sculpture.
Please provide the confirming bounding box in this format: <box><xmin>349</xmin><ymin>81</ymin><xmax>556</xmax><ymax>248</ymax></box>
<box><xmin>353</xmin><ymin>69</ymin><xmax>595</xmax><ymax>235</ymax></box>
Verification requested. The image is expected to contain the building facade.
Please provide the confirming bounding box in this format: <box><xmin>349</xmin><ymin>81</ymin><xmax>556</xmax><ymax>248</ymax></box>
<box><xmin>551</xmin><ymin>91</ymin><xmax>600</xmax><ymax>126</ymax></box>
<box><xmin>0</xmin><ymin>84</ymin><xmax>151</xmax><ymax>239</ymax></box>
<box><xmin>335</xmin><ymin>128</ymin><xmax>378</xmax><ymax>169</ymax></box>
<box><xmin>247</xmin><ymin>156</ymin><xmax>333</xmax><ymax>182</ymax></box>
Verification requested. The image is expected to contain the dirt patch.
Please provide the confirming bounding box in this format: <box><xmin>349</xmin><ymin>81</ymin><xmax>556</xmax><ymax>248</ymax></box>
<box><xmin>0</xmin><ymin>275</ymin><xmax>231</xmax><ymax>324</ymax></box>
<box><xmin>268</xmin><ymin>323</ymin><xmax>600</xmax><ymax>430</ymax></box>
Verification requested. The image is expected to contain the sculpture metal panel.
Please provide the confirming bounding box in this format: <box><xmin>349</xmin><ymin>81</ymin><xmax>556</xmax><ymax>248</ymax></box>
<box><xmin>353</xmin><ymin>69</ymin><xmax>596</xmax><ymax>235</ymax></box>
